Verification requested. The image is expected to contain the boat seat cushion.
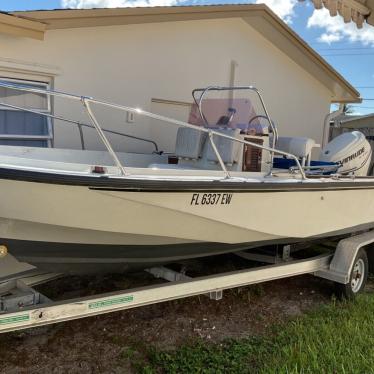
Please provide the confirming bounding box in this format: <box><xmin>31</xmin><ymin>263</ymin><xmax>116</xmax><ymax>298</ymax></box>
<box><xmin>276</xmin><ymin>137</ymin><xmax>315</xmax><ymax>159</ymax></box>
<box><xmin>175</xmin><ymin>127</ymin><xmax>207</xmax><ymax>159</ymax></box>
<box><xmin>273</xmin><ymin>158</ymin><xmax>339</xmax><ymax>174</ymax></box>
<box><xmin>206</xmin><ymin>128</ymin><xmax>241</xmax><ymax>164</ymax></box>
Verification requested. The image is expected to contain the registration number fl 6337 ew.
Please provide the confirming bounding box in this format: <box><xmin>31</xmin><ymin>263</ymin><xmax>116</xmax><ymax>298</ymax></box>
<box><xmin>190</xmin><ymin>193</ymin><xmax>233</xmax><ymax>206</ymax></box>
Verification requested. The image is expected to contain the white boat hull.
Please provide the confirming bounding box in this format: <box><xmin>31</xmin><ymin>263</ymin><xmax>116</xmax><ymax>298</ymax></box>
<box><xmin>1</xmin><ymin>172</ymin><xmax>374</xmax><ymax>273</ymax></box>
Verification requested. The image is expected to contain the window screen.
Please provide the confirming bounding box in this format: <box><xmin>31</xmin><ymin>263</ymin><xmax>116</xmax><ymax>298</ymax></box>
<box><xmin>0</xmin><ymin>79</ymin><xmax>52</xmax><ymax>147</ymax></box>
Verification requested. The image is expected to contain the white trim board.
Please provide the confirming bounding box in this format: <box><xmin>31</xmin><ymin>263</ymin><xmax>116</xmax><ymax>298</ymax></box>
<box><xmin>0</xmin><ymin>57</ymin><xmax>61</xmax><ymax>80</ymax></box>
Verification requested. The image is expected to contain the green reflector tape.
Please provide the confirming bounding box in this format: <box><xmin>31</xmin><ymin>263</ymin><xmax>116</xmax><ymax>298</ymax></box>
<box><xmin>0</xmin><ymin>314</ymin><xmax>29</xmax><ymax>325</ymax></box>
<box><xmin>89</xmin><ymin>295</ymin><xmax>134</xmax><ymax>310</ymax></box>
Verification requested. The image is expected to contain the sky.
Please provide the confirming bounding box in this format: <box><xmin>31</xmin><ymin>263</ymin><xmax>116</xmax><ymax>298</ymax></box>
<box><xmin>2</xmin><ymin>0</ymin><xmax>374</xmax><ymax>114</ymax></box>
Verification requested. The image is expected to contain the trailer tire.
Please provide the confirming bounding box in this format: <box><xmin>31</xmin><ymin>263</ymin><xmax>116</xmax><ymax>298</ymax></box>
<box><xmin>335</xmin><ymin>248</ymin><xmax>368</xmax><ymax>299</ymax></box>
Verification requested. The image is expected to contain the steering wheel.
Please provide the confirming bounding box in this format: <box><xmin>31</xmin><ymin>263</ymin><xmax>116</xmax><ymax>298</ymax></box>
<box><xmin>248</xmin><ymin>115</ymin><xmax>277</xmax><ymax>146</ymax></box>
<box><xmin>248</xmin><ymin>115</ymin><xmax>274</xmax><ymax>130</ymax></box>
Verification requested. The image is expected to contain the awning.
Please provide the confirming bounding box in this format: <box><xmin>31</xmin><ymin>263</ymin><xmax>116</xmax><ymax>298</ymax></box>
<box><xmin>300</xmin><ymin>0</ymin><xmax>374</xmax><ymax>28</ymax></box>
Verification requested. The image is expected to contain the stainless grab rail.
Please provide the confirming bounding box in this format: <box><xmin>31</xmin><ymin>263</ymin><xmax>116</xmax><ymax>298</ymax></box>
<box><xmin>0</xmin><ymin>101</ymin><xmax>160</xmax><ymax>153</ymax></box>
<box><xmin>0</xmin><ymin>81</ymin><xmax>127</xmax><ymax>175</ymax></box>
<box><xmin>0</xmin><ymin>81</ymin><xmax>306</xmax><ymax>179</ymax></box>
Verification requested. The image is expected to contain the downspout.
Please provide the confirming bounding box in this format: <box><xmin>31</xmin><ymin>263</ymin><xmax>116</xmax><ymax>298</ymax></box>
<box><xmin>322</xmin><ymin>104</ymin><xmax>344</xmax><ymax>148</ymax></box>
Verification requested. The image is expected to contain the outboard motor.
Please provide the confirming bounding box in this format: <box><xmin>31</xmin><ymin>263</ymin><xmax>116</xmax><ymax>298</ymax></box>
<box><xmin>320</xmin><ymin>131</ymin><xmax>371</xmax><ymax>176</ymax></box>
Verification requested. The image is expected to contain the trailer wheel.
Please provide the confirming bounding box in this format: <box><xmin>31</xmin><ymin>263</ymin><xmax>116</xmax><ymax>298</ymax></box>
<box><xmin>335</xmin><ymin>248</ymin><xmax>368</xmax><ymax>299</ymax></box>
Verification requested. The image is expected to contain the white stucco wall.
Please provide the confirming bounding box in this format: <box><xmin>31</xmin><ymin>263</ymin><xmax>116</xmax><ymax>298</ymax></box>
<box><xmin>0</xmin><ymin>18</ymin><xmax>331</xmax><ymax>153</ymax></box>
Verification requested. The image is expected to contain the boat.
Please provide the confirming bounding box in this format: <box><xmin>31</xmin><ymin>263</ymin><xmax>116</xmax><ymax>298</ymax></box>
<box><xmin>0</xmin><ymin>82</ymin><xmax>372</xmax><ymax>275</ymax></box>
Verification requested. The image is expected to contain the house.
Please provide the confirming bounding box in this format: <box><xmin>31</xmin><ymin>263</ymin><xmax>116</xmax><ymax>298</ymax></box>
<box><xmin>0</xmin><ymin>4</ymin><xmax>361</xmax><ymax>154</ymax></box>
<box><xmin>331</xmin><ymin>112</ymin><xmax>374</xmax><ymax>144</ymax></box>
<box><xmin>332</xmin><ymin>113</ymin><xmax>374</xmax><ymax>130</ymax></box>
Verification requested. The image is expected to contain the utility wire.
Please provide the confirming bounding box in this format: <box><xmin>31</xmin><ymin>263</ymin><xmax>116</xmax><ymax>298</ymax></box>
<box><xmin>310</xmin><ymin>41</ymin><xmax>369</xmax><ymax>45</ymax></box>
<box><xmin>322</xmin><ymin>53</ymin><xmax>374</xmax><ymax>56</ymax></box>
<box><xmin>317</xmin><ymin>47</ymin><xmax>374</xmax><ymax>51</ymax></box>
<box><xmin>350</xmin><ymin>106</ymin><xmax>374</xmax><ymax>109</ymax></box>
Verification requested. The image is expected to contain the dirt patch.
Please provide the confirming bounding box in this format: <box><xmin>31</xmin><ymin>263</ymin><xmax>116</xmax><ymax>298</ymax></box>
<box><xmin>0</xmin><ymin>256</ymin><xmax>337</xmax><ymax>373</ymax></box>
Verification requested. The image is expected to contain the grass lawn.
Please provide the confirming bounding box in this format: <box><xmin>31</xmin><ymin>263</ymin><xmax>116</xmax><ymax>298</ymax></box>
<box><xmin>130</xmin><ymin>293</ymin><xmax>374</xmax><ymax>373</ymax></box>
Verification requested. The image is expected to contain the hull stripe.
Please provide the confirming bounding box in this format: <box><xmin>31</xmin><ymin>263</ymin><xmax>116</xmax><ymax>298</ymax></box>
<box><xmin>0</xmin><ymin>167</ymin><xmax>374</xmax><ymax>192</ymax></box>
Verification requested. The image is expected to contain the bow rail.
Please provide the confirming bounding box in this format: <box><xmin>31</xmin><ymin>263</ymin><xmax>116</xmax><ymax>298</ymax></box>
<box><xmin>0</xmin><ymin>81</ymin><xmax>306</xmax><ymax>179</ymax></box>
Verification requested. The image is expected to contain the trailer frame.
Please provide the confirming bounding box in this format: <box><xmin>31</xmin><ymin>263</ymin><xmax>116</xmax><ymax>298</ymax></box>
<box><xmin>1</xmin><ymin>230</ymin><xmax>374</xmax><ymax>334</ymax></box>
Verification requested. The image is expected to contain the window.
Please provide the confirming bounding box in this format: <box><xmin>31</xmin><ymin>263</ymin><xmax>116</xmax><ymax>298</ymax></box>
<box><xmin>0</xmin><ymin>78</ymin><xmax>53</xmax><ymax>147</ymax></box>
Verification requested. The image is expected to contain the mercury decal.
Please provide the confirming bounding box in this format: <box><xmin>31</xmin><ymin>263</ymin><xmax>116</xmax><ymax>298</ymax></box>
<box><xmin>190</xmin><ymin>193</ymin><xmax>233</xmax><ymax>205</ymax></box>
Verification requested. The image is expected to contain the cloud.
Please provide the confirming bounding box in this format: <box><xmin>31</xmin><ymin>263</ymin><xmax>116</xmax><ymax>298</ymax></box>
<box><xmin>255</xmin><ymin>0</ymin><xmax>298</xmax><ymax>23</ymax></box>
<box><xmin>61</xmin><ymin>0</ymin><xmax>177</xmax><ymax>8</ymax></box>
<box><xmin>319</xmin><ymin>32</ymin><xmax>342</xmax><ymax>44</ymax></box>
<box><xmin>308</xmin><ymin>8</ymin><xmax>374</xmax><ymax>45</ymax></box>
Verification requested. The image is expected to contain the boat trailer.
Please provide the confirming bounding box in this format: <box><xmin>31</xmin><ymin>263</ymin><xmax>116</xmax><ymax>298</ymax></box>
<box><xmin>1</xmin><ymin>231</ymin><xmax>374</xmax><ymax>334</ymax></box>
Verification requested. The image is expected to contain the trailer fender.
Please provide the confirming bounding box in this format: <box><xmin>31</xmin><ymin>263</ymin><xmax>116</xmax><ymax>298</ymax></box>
<box><xmin>316</xmin><ymin>230</ymin><xmax>374</xmax><ymax>284</ymax></box>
